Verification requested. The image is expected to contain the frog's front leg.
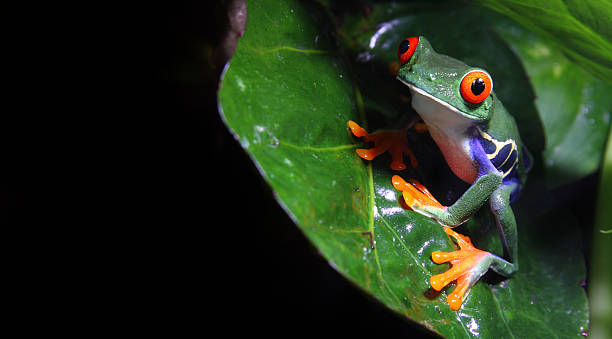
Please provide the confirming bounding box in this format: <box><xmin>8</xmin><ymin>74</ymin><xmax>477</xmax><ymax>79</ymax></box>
<box><xmin>392</xmin><ymin>171</ymin><xmax>502</xmax><ymax>227</ymax></box>
<box><xmin>392</xmin><ymin>133</ymin><xmax>505</xmax><ymax>227</ymax></box>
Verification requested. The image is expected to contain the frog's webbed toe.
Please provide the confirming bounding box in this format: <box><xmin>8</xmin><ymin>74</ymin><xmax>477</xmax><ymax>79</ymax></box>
<box><xmin>347</xmin><ymin>120</ymin><xmax>417</xmax><ymax>170</ymax></box>
<box><xmin>429</xmin><ymin>227</ymin><xmax>495</xmax><ymax>310</ymax></box>
<box><xmin>391</xmin><ymin>175</ymin><xmax>447</xmax><ymax>218</ymax></box>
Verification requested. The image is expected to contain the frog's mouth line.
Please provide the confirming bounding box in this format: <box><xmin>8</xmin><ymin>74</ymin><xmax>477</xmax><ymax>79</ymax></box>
<box><xmin>396</xmin><ymin>76</ymin><xmax>485</xmax><ymax>121</ymax></box>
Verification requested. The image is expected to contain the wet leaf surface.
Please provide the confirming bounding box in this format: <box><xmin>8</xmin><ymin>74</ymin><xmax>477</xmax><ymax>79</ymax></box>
<box><xmin>218</xmin><ymin>1</ymin><xmax>589</xmax><ymax>337</ymax></box>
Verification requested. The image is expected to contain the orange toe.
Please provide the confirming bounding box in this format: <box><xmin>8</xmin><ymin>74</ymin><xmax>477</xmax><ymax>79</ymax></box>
<box><xmin>431</xmin><ymin>250</ymin><xmax>469</xmax><ymax>264</ymax></box>
<box><xmin>430</xmin><ymin>264</ymin><xmax>465</xmax><ymax>291</ymax></box>
<box><xmin>388</xmin><ymin>131</ymin><xmax>417</xmax><ymax>170</ymax></box>
<box><xmin>347</xmin><ymin>121</ymin><xmax>416</xmax><ymax>170</ymax></box>
<box><xmin>390</xmin><ymin>159</ymin><xmax>407</xmax><ymax>171</ymax></box>
<box><xmin>391</xmin><ymin>175</ymin><xmax>445</xmax><ymax>211</ymax></box>
<box><xmin>447</xmin><ymin>275</ymin><xmax>471</xmax><ymax>311</ymax></box>
<box><xmin>430</xmin><ymin>227</ymin><xmax>491</xmax><ymax>311</ymax></box>
<box><xmin>356</xmin><ymin>148</ymin><xmax>376</xmax><ymax>160</ymax></box>
<box><xmin>347</xmin><ymin>120</ymin><xmax>369</xmax><ymax>138</ymax></box>
<box><xmin>443</xmin><ymin>227</ymin><xmax>473</xmax><ymax>249</ymax></box>
<box><xmin>392</xmin><ymin>175</ymin><xmax>411</xmax><ymax>191</ymax></box>
<box><xmin>407</xmin><ymin>179</ymin><xmax>436</xmax><ymax>201</ymax></box>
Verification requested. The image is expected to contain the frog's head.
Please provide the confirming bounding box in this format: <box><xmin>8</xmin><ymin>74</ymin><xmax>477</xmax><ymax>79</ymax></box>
<box><xmin>396</xmin><ymin>36</ymin><xmax>493</xmax><ymax>123</ymax></box>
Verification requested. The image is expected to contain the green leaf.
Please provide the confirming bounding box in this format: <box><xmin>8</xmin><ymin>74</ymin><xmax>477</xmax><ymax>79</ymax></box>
<box><xmin>219</xmin><ymin>0</ymin><xmax>588</xmax><ymax>336</ymax></box>
<box><xmin>489</xmin><ymin>14</ymin><xmax>612</xmax><ymax>187</ymax></box>
<box><xmin>474</xmin><ymin>0</ymin><xmax>612</xmax><ymax>82</ymax></box>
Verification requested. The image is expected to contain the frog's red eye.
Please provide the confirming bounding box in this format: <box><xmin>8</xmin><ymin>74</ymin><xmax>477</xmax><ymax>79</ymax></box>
<box><xmin>398</xmin><ymin>37</ymin><xmax>419</xmax><ymax>65</ymax></box>
<box><xmin>460</xmin><ymin>70</ymin><xmax>492</xmax><ymax>104</ymax></box>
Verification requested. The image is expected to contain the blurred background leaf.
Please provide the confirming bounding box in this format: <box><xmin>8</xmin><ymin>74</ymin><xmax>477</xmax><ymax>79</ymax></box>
<box><xmin>475</xmin><ymin>0</ymin><xmax>612</xmax><ymax>82</ymax></box>
<box><xmin>491</xmin><ymin>14</ymin><xmax>612</xmax><ymax>187</ymax></box>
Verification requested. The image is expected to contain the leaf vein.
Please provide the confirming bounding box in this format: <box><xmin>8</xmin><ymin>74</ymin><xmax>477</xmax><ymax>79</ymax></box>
<box><xmin>368</xmin><ymin>164</ymin><xmax>404</xmax><ymax>306</ymax></box>
<box><xmin>279</xmin><ymin>141</ymin><xmax>357</xmax><ymax>152</ymax></box>
<box><xmin>490</xmin><ymin>290</ymin><xmax>517</xmax><ymax>338</ymax></box>
<box><xmin>379</xmin><ymin>216</ymin><xmax>431</xmax><ymax>276</ymax></box>
<box><xmin>253</xmin><ymin>46</ymin><xmax>327</xmax><ymax>54</ymax></box>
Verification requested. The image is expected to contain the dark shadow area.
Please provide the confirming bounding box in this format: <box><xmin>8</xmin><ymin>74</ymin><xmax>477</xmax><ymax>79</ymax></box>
<box><xmin>157</xmin><ymin>0</ymin><xmax>438</xmax><ymax>337</ymax></box>
<box><xmin>424</xmin><ymin>287</ymin><xmax>442</xmax><ymax>300</ymax></box>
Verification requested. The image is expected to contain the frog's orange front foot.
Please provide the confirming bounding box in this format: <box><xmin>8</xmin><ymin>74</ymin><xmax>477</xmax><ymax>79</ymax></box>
<box><xmin>391</xmin><ymin>175</ymin><xmax>447</xmax><ymax>218</ymax></box>
<box><xmin>431</xmin><ymin>227</ymin><xmax>493</xmax><ymax>310</ymax></box>
<box><xmin>347</xmin><ymin>120</ymin><xmax>417</xmax><ymax>171</ymax></box>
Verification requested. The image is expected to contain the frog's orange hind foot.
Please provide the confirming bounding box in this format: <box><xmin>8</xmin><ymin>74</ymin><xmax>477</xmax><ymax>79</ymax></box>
<box><xmin>391</xmin><ymin>175</ymin><xmax>446</xmax><ymax>215</ymax></box>
<box><xmin>430</xmin><ymin>227</ymin><xmax>493</xmax><ymax>311</ymax></box>
<box><xmin>347</xmin><ymin>120</ymin><xmax>417</xmax><ymax>170</ymax></box>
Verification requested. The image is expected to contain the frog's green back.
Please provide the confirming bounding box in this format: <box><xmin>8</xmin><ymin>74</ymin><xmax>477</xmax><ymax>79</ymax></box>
<box><xmin>486</xmin><ymin>95</ymin><xmax>521</xmax><ymax>143</ymax></box>
<box><xmin>484</xmin><ymin>95</ymin><xmax>531</xmax><ymax>181</ymax></box>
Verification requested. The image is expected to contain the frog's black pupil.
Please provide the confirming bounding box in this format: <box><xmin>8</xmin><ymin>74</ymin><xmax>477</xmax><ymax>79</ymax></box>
<box><xmin>471</xmin><ymin>78</ymin><xmax>485</xmax><ymax>95</ymax></box>
<box><xmin>399</xmin><ymin>40</ymin><xmax>411</xmax><ymax>55</ymax></box>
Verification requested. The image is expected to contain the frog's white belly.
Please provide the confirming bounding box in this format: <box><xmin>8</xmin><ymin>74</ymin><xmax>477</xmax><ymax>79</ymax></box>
<box><xmin>408</xmin><ymin>85</ymin><xmax>478</xmax><ymax>184</ymax></box>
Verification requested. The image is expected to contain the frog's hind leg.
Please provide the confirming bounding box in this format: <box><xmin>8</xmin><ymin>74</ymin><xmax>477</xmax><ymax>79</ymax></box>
<box><xmin>430</xmin><ymin>182</ymin><xmax>519</xmax><ymax>310</ymax></box>
<box><xmin>488</xmin><ymin>181</ymin><xmax>519</xmax><ymax>276</ymax></box>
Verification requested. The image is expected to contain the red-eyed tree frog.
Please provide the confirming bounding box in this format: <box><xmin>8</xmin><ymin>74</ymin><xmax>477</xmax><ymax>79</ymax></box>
<box><xmin>348</xmin><ymin>36</ymin><xmax>532</xmax><ymax>311</ymax></box>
